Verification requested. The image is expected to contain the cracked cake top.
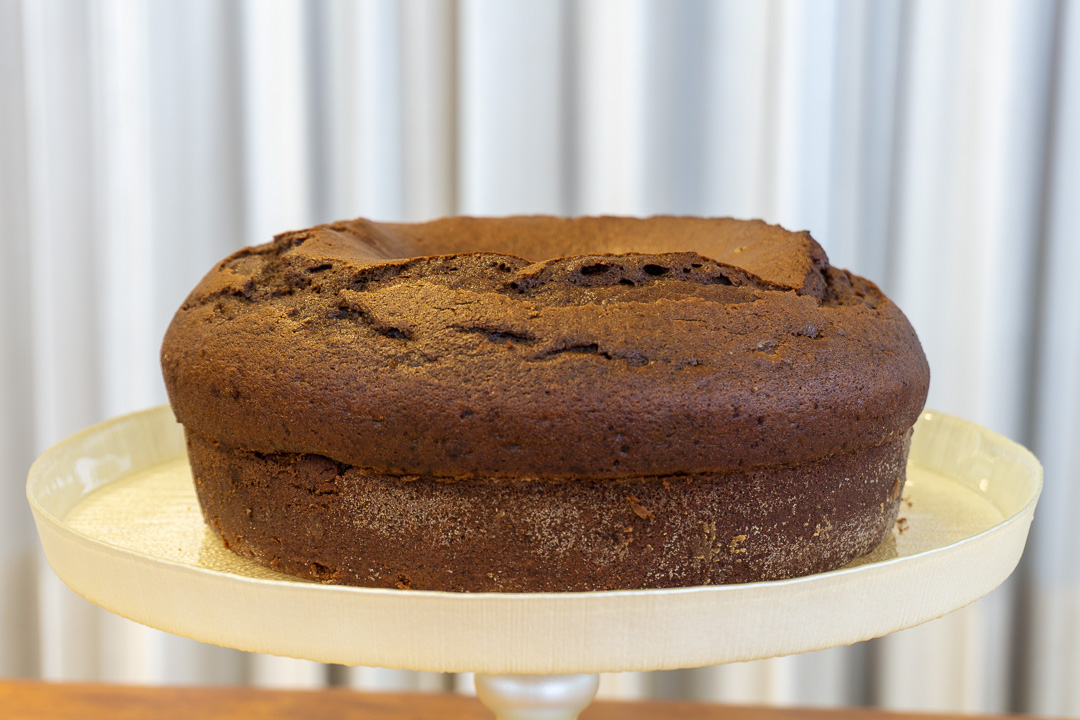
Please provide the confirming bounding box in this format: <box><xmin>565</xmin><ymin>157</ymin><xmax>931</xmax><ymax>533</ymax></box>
<box><xmin>161</xmin><ymin>215</ymin><xmax>929</xmax><ymax>479</ymax></box>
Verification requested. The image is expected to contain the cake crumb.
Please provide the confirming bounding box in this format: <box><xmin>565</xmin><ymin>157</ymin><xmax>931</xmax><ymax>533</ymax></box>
<box><xmin>729</xmin><ymin>534</ymin><xmax>747</xmax><ymax>554</ymax></box>
<box><xmin>626</xmin><ymin>495</ymin><xmax>654</xmax><ymax>520</ymax></box>
<box><xmin>693</xmin><ymin>521</ymin><xmax>718</xmax><ymax>562</ymax></box>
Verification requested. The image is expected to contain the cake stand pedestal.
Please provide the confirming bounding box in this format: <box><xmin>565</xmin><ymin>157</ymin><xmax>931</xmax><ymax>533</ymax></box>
<box><xmin>27</xmin><ymin>407</ymin><xmax>1042</xmax><ymax>720</ymax></box>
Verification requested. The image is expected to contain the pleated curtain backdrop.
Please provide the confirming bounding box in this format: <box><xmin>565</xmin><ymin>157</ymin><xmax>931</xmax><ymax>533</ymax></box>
<box><xmin>1</xmin><ymin>0</ymin><xmax>1078</xmax><ymax>714</ymax></box>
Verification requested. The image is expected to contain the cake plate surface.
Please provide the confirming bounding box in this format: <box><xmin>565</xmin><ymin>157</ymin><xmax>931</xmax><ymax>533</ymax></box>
<box><xmin>28</xmin><ymin>407</ymin><xmax>1041</xmax><ymax>718</ymax></box>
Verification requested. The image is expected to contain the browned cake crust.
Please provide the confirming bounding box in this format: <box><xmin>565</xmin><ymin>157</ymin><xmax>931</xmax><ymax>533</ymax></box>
<box><xmin>162</xmin><ymin>215</ymin><xmax>930</xmax><ymax>591</ymax></box>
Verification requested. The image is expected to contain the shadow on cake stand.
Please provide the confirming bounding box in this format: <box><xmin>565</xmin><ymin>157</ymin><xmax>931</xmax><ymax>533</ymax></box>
<box><xmin>27</xmin><ymin>407</ymin><xmax>1042</xmax><ymax>720</ymax></box>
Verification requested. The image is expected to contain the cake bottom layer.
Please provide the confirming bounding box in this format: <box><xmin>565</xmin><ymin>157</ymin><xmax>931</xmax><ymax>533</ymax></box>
<box><xmin>186</xmin><ymin>431</ymin><xmax>909</xmax><ymax>592</ymax></box>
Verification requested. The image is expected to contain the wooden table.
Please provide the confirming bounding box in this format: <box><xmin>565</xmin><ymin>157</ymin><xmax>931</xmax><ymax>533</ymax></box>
<box><xmin>0</xmin><ymin>680</ymin><xmax>1025</xmax><ymax>720</ymax></box>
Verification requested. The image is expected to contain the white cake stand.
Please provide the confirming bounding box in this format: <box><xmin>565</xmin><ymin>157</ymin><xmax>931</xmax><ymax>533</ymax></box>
<box><xmin>28</xmin><ymin>407</ymin><xmax>1042</xmax><ymax>720</ymax></box>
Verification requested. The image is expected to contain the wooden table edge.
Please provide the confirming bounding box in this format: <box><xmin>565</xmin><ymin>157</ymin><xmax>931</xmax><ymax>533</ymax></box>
<box><xmin>0</xmin><ymin>679</ymin><xmax>1042</xmax><ymax>720</ymax></box>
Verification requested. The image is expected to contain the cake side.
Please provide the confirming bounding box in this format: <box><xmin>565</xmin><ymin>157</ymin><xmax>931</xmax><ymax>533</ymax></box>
<box><xmin>186</xmin><ymin>429</ymin><xmax>910</xmax><ymax>592</ymax></box>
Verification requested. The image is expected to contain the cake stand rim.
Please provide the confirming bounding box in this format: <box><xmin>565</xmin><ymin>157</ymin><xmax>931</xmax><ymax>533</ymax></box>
<box><xmin>26</xmin><ymin>406</ymin><xmax>1043</xmax><ymax>672</ymax></box>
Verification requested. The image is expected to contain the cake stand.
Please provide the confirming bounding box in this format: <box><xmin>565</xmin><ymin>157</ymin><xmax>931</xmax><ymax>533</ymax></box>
<box><xmin>27</xmin><ymin>407</ymin><xmax>1042</xmax><ymax>720</ymax></box>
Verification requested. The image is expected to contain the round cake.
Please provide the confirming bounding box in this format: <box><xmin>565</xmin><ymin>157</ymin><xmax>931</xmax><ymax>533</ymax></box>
<box><xmin>161</xmin><ymin>215</ymin><xmax>929</xmax><ymax>592</ymax></box>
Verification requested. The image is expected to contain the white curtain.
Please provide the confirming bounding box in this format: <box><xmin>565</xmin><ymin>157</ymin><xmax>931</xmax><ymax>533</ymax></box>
<box><xmin>2</xmin><ymin>0</ymin><xmax>1078</xmax><ymax>713</ymax></box>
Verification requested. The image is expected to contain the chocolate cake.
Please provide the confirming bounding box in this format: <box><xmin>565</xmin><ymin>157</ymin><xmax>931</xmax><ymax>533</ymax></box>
<box><xmin>161</xmin><ymin>216</ymin><xmax>929</xmax><ymax>592</ymax></box>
